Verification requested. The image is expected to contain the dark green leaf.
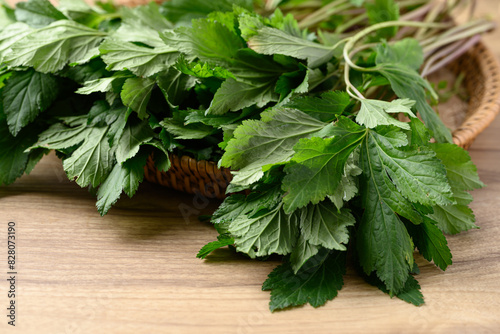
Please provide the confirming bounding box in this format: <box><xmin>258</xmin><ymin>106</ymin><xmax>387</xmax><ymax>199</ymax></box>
<box><xmin>196</xmin><ymin>234</ymin><xmax>235</xmax><ymax>259</ymax></box>
<box><xmin>96</xmin><ymin>150</ymin><xmax>149</xmax><ymax>215</ymax></box>
<box><xmin>120</xmin><ymin>77</ymin><xmax>156</xmax><ymax>119</ymax></box>
<box><xmin>2</xmin><ymin>69</ymin><xmax>60</xmax><ymax>135</ymax></box>
<box><xmin>263</xmin><ymin>250</ymin><xmax>345</xmax><ymax>311</ymax></box>
<box><xmin>282</xmin><ymin>119</ymin><xmax>366</xmax><ymax>212</ymax></box>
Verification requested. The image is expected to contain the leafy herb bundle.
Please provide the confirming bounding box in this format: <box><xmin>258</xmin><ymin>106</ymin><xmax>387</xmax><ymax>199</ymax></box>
<box><xmin>0</xmin><ymin>0</ymin><xmax>492</xmax><ymax>311</ymax></box>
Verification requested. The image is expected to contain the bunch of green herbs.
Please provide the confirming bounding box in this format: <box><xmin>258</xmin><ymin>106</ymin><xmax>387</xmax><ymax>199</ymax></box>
<box><xmin>0</xmin><ymin>0</ymin><xmax>492</xmax><ymax>311</ymax></box>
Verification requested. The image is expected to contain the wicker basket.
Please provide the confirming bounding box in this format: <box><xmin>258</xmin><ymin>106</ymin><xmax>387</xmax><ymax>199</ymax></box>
<box><xmin>144</xmin><ymin>41</ymin><xmax>500</xmax><ymax>199</ymax></box>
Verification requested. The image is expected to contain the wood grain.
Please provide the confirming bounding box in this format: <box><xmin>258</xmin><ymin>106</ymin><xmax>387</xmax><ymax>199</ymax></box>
<box><xmin>1</xmin><ymin>1</ymin><xmax>500</xmax><ymax>333</ymax></box>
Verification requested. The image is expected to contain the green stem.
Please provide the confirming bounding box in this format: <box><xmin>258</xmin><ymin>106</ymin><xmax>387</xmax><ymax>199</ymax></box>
<box><xmin>343</xmin><ymin>20</ymin><xmax>452</xmax><ymax>72</ymax></box>
<box><xmin>422</xmin><ymin>20</ymin><xmax>495</xmax><ymax>53</ymax></box>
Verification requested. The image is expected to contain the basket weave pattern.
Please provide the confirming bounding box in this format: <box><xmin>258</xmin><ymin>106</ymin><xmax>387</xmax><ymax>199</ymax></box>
<box><xmin>145</xmin><ymin>42</ymin><xmax>500</xmax><ymax>199</ymax></box>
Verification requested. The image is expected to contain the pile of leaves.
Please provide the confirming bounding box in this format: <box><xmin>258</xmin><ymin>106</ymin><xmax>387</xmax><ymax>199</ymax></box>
<box><xmin>0</xmin><ymin>0</ymin><xmax>493</xmax><ymax>311</ymax></box>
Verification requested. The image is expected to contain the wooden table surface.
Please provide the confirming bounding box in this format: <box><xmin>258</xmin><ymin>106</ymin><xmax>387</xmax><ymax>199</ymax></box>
<box><xmin>2</xmin><ymin>1</ymin><xmax>500</xmax><ymax>333</ymax></box>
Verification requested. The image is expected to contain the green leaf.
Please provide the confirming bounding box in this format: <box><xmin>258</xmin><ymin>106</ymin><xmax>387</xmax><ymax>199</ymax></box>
<box><xmin>60</xmin><ymin>58</ymin><xmax>111</xmax><ymax>85</ymax></box>
<box><xmin>408</xmin><ymin>118</ymin><xmax>431</xmax><ymax>147</ymax></box>
<box><xmin>96</xmin><ymin>150</ymin><xmax>149</xmax><ymax>216</ymax></box>
<box><xmin>263</xmin><ymin>250</ymin><xmax>345</xmax><ymax>311</ymax></box>
<box><xmin>0</xmin><ymin>121</ymin><xmax>39</xmax><ymax>185</ymax></box>
<box><xmin>160</xmin><ymin>118</ymin><xmax>214</xmax><ymax>140</ymax></box>
<box><xmin>358</xmin><ymin>132</ymin><xmax>420</xmax><ymax>294</ymax></box>
<box><xmin>369</xmin><ymin>130</ymin><xmax>454</xmax><ymax>206</ymax></box>
<box><xmin>161</xmin><ymin>17</ymin><xmax>244</xmax><ymax>67</ymax></box>
<box><xmin>115</xmin><ymin>120</ymin><xmax>155</xmax><ymax>164</ymax></box>
<box><xmin>15</xmin><ymin>0</ymin><xmax>68</xmax><ymax>28</ymax></box>
<box><xmin>0</xmin><ymin>22</ymin><xmax>33</xmax><ymax>60</ymax></box>
<box><xmin>221</xmin><ymin>107</ymin><xmax>330</xmax><ymax>186</ymax></box>
<box><xmin>289</xmin><ymin>234</ymin><xmax>319</xmax><ymax>274</ymax></box>
<box><xmin>430</xmin><ymin>143</ymin><xmax>484</xmax><ymax>191</ymax></box>
<box><xmin>282</xmin><ymin>118</ymin><xmax>366</xmax><ymax>212</ymax></box>
<box><xmin>156</xmin><ymin>67</ymin><xmax>196</xmax><ymax>107</ymax></box>
<box><xmin>28</xmin><ymin>116</ymin><xmax>90</xmax><ymax>151</ymax></box>
<box><xmin>356</xmin><ymin>98</ymin><xmax>415</xmax><ymax>130</ymax></box>
<box><xmin>375</xmin><ymin>39</ymin><xmax>423</xmax><ymax>71</ymax></box>
<box><xmin>212</xmin><ymin>188</ymin><xmax>283</xmax><ymax>227</ymax></box>
<box><xmin>2</xmin><ymin>69</ymin><xmax>60</xmax><ymax>136</ymax></box>
<box><xmin>207</xmin><ymin>77</ymin><xmax>279</xmax><ymax>115</ymax></box>
<box><xmin>229</xmin><ymin>204</ymin><xmax>298</xmax><ymax>258</ymax></box>
<box><xmin>3</xmin><ymin>20</ymin><xmax>106</xmax><ymax>73</ymax></box>
<box><xmin>120</xmin><ymin>77</ymin><xmax>156</xmax><ymax>120</ymax></box>
<box><xmin>112</xmin><ymin>2</ymin><xmax>172</xmax><ymax>48</ymax></box>
<box><xmin>247</xmin><ymin>27</ymin><xmax>336</xmax><ymax>68</ymax></box>
<box><xmin>161</xmin><ymin>0</ymin><xmax>252</xmax><ymax>25</ymax></box>
<box><xmin>365</xmin><ymin>272</ymin><xmax>424</xmax><ymax>306</ymax></box>
<box><xmin>285</xmin><ymin>91</ymin><xmax>351</xmax><ymax>123</ymax></box>
<box><xmin>297</xmin><ymin>201</ymin><xmax>355</xmax><ymax>251</ymax></box>
<box><xmin>196</xmin><ymin>234</ymin><xmax>235</xmax><ymax>259</ymax></box>
<box><xmin>428</xmin><ymin>203</ymin><xmax>478</xmax><ymax>235</ymax></box>
<box><xmin>63</xmin><ymin>125</ymin><xmax>114</xmax><ymax>188</ymax></box>
<box><xmin>366</xmin><ymin>0</ymin><xmax>399</xmax><ymax>40</ymax></box>
<box><xmin>176</xmin><ymin>57</ymin><xmax>236</xmax><ymax>80</ymax></box>
<box><xmin>328</xmin><ymin>150</ymin><xmax>362</xmax><ymax>210</ymax></box>
<box><xmin>356</xmin><ymin>194</ymin><xmax>414</xmax><ymax>294</ymax></box>
<box><xmin>404</xmin><ymin>218</ymin><xmax>452</xmax><ymax>271</ymax></box>
<box><xmin>76</xmin><ymin>75</ymin><xmax>128</xmax><ymax>95</ymax></box>
<box><xmin>376</xmin><ymin>62</ymin><xmax>452</xmax><ymax>143</ymax></box>
<box><xmin>100</xmin><ymin>39</ymin><xmax>179</xmax><ymax>77</ymax></box>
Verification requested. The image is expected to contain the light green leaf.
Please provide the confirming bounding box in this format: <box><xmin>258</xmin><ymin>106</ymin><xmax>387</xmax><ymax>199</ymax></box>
<box><xmin>376</xmin><ymin>38</ymin><xmax>423</xmax><ymax>71</ymax></box>
<box><xmin>175</xmin><ymin>57</ymin><xmax>236</xmax><ymax>79</ymax></box>
<box><xmin>2</xmin><ymin>69</ymin><xmax>60</xmax><ymax>136</ymax></box>
<box><xmin>3</xmin><ymin>20</ymin><xmax>106</xmax><ymax>73</ymax></box>
<box><xmin>15</xmin><ymin>0</ymin><xmax>68</xmax><ymax>28</ymax></box>
<box><xmin>248</xmin><ymin>27</ymin><xmax>336</xmax><ymax>68</ymax></box>
<box><xmin>366</xmin><ymin>0</ymin><xmax>399</xmax><ymax>39</ymax></box>
<box><xmin>120</xmin><ymin>77</ymin><xmax>155</xmax><ymax>119</ymax></box>
<box><xmin>76</xmin><ymin>76</ymin><xmax>128</xmax><ymax>95</ymax></box>
<box><xmin>100</xmin><ymin>38</ymin><xmax>179</xmax><ymax>77</ymax></box>
<box><xmin>221</xmin><ymin>107</ymin><xmax>330</xmax><ymax>186</ymax></box>
<box><xmin>263</xmin><ymin>250</ymin><xmax>345</xmax><ymax>311</ymax></box>
<box><xmin>356</xmin><ymin>98</ymin><xmax>415</xmax><ymax>130</ymax></box>
<box><xmin>430</xmin><ymin>143</ymin><xmax>484</xmax><ymax>191</ymax></box>
<box><xmin>0</xmin><ymin>22</ymin><xmax>33</xmax><ymax>61</ymax></box>
<box><xmin>112</xmin><ymin>3</ymin><xmax>172</xmax><ymax>48</ymax></box>
<box><xmin>229</xmin><ymin>204</ymin><xmax>298</xmax><ymax>258</ymax></box>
